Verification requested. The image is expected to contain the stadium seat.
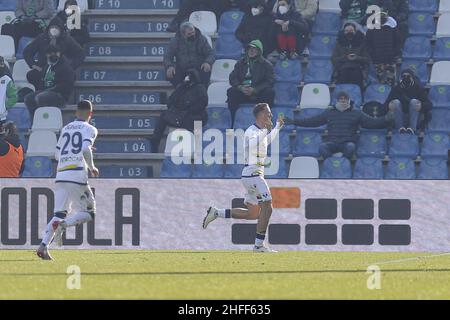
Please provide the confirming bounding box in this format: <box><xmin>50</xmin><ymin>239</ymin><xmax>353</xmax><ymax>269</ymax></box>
<box><xmin>31</xmin><ymin>107</ymin><xmax>63</xmax><ymax>132</ymax></box>
<box><xmin>436</xmin><ymin>13</ymin><xmax>450</xmax><ymax>38</ymax></box>
<box><xmin>409</xmin><ymin>0</ymin><xmax>438</xmax><ymax>13</ymax></box>
<box><xmin>26</xmin><ymin>131</ymin><xmax>57</xmax><ymax>157</ymax></box>
<box><xmin>21</xmin><ymin>156</ymin><xmax>53</xmax><ymax>178</ymax></box>
<box><xmin>215</xmin><ymin>33</ymin><xmax>243</xmax><ymax>59</ymax></box>
<box><xmin>408</xmin><ymin>13</ymin><xmax>435</xmax><ymax>36</ymax></box>
<box><xmin>57</xmin><ymin>0</ymin><xmax>88</xmax><ymax>12</ymax></box>
<box><xmin>164</xmin><ymin>129</ymin><xmax>195</xmax><ymax>158</ymax></box>
<box><xmin>385</xmin><ymin>157</ymin><xmax>416</xmax><ymax>179</ymax></box>
<box><xmin>364</xmin><ymin>84</ymin><xmax>391</xmax><ymax>104</ymax></box>
<box><xmin>439</xmin><ymin>0</ymin><xmax>450</xmax><ymax>13</ymax></box>
<box><xmin>418</xmin><ymin>158</ymin><xmax>449</xmax><ymax>179</ymax></box>
<box><xmin>312</xmin><ymin>12</ymin><xmax>341</xmax><ymax>35</ymax></box>
<box><xmin>300</xmin><ymin>83</ymin><xmax>330</xmax><ymax>109</ymax></box>
<box><xmin>421</xmin><ymin>132</ymin><xmax>450</xmax><ymax>158</ymax></box>
<box><xmin>430</xmin><ymin>61</ymin><xmax>450</xmax><ymax>85</ymax></box>
<box><xmin>15</xmin><ymin>36</ymin><xmax>33</xmax><ymax>60</ymax></box>
<box><xmin>307</xmin><ymin>35</ymin><xmax>336</xmax><ymax>59</ymax></box>
<box><xmin>218</xmin><ymin>10</ymin><xmax>244</xmax><ymax>33</ymax></box>
<box><xmin>400</xmin><ymin>60</ymin><xmax>429</xmax><ymax>84</ymax></box>
<box><xmin>265</xmin><ymin>157</ymin><xmax>288</xmax><ymax>179</ymax></box>
<box><xmin>402</xmin><ymin>36</ymin><xmax>432</xmax><ymax>60</ymax></box>
<box><xmin>207</xmin><ymin>82</ymin><xmax>230</xmax><ymax>105</ymax></box>
<box><xmin>320</xmin><ymin>156</ymin><xmax>352</xmax><ymax>179</ymax></box>
<box><xmin>428</xmin><ymin>85</ymin><xmax>450</xmax><ymax>108</ymax></box>
<box><xmin>288</xmin><ymin>156</ymin><xmax>319</xmax><ymax>178</ymax></box>
<box><xmin>192</xmin><ymin>162</ymin><xmax>224</xmax><ymax>178</ymax></box>
<box><xmin>204</xmin><ymin>107</ymin><xmax>232</xmax><ymax>130</ymax></box>
<box><xmin>303</xmin><ymin>59</ymin><xmax>333</xmax><ymax>84</ymax></box>
<box><xmin>18</xmin><ymin>131</ymin><xmax>28</xmax><ymax>151</ymax></box>
<box><xmin>388</xmin><ymin>134</ymin><xmax>420</xmax><ymax>158</ymax></box>
<box><xmin>0</xmin><ymin>0</ymin><xmax>16</xmax><ymax>11</ymax></box>
<box><xmin>274</xmin><ymin>82</ymin><xmax>300</xmax><ymax>106</ymax></box>
<box><xmin>318</xmin><ymin>0</ymin><xmax>340</xmax><ymax>13</ymax></box>
<box><xmin>293</xmin><ymin>130</ymin><xmax>322</xmax><ymax>157</ymax></box>
<box><xmin>233</xmin><ymin>106</ymin><xmax>253</xmax><ymax>129</ymax></box>
<box><xmin>274</xmin><ymin>59</ymin><xmax>302</xmax><ymax>83</ymax></box>
<box><xmin>12</xmin><ymin>59</ymin><xmax>31</xmax><ymax>83</ymax></box>
<box><xmin>432</xmin><ymin>37</ymin><xmax>450</xmax><ymax>61</ymax></box>
<box><xmin>160</xmin><ymin>158</ymin><xmax>192</xmax><ymax>178</ymax></box>
<box><xmin>353</xmin><ymin>157</ymin><xmax>384</xmax><ymax>179</ymax></box>
<box><xmin>357</xmin><ymin>131</ymin><xmax>387</xmax><ymax>158</ymax></box>
<box><xmin>332</xmin><ymin>84</ymin><xmax>362</xmax><ymax>108</ymax></box>
<box><xmin>294</xmin><ymin>108</ymin><xmax>327</xmax><ymax>131</ymax></box>
<box><xmin>268</xmin><ymin>130</ymin><xmax>292</xmax><ymax>155</ymax></box>
<box><xmin>189</xmin><ymin>11</ymin><xmax>217</xmax><ymax>36</ymax></box>
<box><xmin>6</xmin><ymin>104</ymin><xmax>31</xmax><ymax>131</ymax></box>
<box><xmin>272</xmin><ymin>107</ymin><xmax>294</xmax><ymax>131</ymax></box>
<box><xmin>210</xmin><ymin>59</ymin><xmax>237</xmax><ymax>82</ymax></box>
<box><xmin>0</xmin><ymin>35</ymin><xmax>14</xmax><ymax>60</ymax></box>
<box><xmin>428</xmin><ymin>109</ymin><xmax>450</xmax><ymax>132</ymax></box>
<box><xmin>0</xmin><ymin>11</ymin><xmax>14</xmax><ymax>29</ymax></box>
<box><xmin>223</xmin><ymin>163</ymin><xmax>244</xmax><ymax>178</ymax></box>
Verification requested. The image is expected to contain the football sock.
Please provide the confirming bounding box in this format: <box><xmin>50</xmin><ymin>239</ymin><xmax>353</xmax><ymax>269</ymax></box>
<box><xmin>217</xmin><ymin>209</ymin><xmax>231</xmax><ymax>218</ymax></box>
<box><xmin>64</xmin><ymin>211</ymin><xmax>93</xmax><ymax>227</ymax></box>
<box><xmin>41</xmin><ymin>217</ymin><xmax>62</xmax><ymax>246</ymax></box>
<box><xmin>255</xmin><ymin>233</ymin><xmax>265</xmax><ymax>247</ymax></box>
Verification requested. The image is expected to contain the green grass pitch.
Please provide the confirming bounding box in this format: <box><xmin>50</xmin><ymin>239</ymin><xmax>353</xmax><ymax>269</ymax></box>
<box><xmin>1</xmin><ymin>250</ymin><xmax>450</xmax><ymax>299</ymax></box>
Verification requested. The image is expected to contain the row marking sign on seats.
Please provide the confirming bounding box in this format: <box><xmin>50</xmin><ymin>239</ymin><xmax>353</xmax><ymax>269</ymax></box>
<box><xmin>90</xmin><ymin>21</ymin><xmax>170</xmax><ymax>33</ymax></box>
<box><xmin>86</xmin><ymin>44</ymin><xmax>166</xmax><ymax>57</ymax></box>
<box><xmin>77</xmin><ymin>91</ymin><xmax>163</xmax><ymax>105</ymax></box>
<box><xmin>95</xmin><ymin>0</ymin><xmax>179</xmax><ymax>9</ymax></box>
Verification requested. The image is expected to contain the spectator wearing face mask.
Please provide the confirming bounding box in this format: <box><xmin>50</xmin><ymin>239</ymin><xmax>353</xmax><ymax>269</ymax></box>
<box><xmin>164</xmin><ymin>21</ymin><xmax>215</xmax><ymax>87</ymax></box>
<box><xmin>23</xmin><ymin>17</ymin><xmax>85</xmax><ymax>89</ymax></box>
<box><xmin>236</xmin><ymin>0</ymin><xmax>273</xmax><ymax>57</ymax></box>
<box><xmin>332</xmin><ymin>21</ymin><xmax>369</xmax><ymax>90</ymax></box>
<box><xmin>270</xmin><ymin>0</ymin><xmax>309</xmax><ymax>60</ymax></box>
<box><xmin>24</xmin><ymin>45</ymin><xmax>75</xmax><ymax>117</ymax></box>
<box><xmin>0</xmin><ymin>57</ymin><xmax>18</xmax><ymax>123</ymax></box>
<box><xmin>151</xmin><ymin>69</ymin><xmax>208</xmax><ymax>152</ymax></box>
<box><xmin>1</xmin><ymin>0</ymin><xmax>55</xmax><ymax>50</ymax></box>
<box><xmin>227</xmin><ymin>40</ymin><xmax>275</xmax><ymax>120</ymax></box>
<box><xmin>386</xmin><ymin>69</ymin><xmax>432</xmax><ymax>135</ymax></box>
<box><xmin>365</xmin><ymin>12</ymin><xmax>401</xmax><ymax>86</ymax></box>
<box><xmin>0</xmin><ymin>121</ymin><xmax>24</xmax><ymax>178</ymax></box>
<box><xmin>55</xmin><ymin>0</ymin><xmax>90</xmax><ymax>47</ymax></box>
<box><xmin>285</xmin><ymin>91</ymin><xmax>392</xmax><ymax>159</ymax></box>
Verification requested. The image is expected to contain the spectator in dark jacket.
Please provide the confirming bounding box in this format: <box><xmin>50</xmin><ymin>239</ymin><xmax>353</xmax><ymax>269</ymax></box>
<box><xmin>270</xmin><ymin>0</ymin><xmax>309</xmax><ymax>60</ymax></box>
<box><xmin>0</xmin><ymin>121</ymin><xmax>24</xmax><ymax>178</ymax></box>
<box><xmin>24</xmin><ymin>17</ymin><xmax>85</xmax><ymax>89</ymax></box>
<box><xmin>151</xmin><ymin>69</ymin><xmax>208</xmax><ymax>152</ymax></box>
<box><xmin>236</xmin><ymin>0</ymin><xmax>273</xmax><ymax>57</ymax></box>
<box><xmin>1</xmin><ymin>0</ymin><xmax>55</xmax><ymax>50</ymax></box>
<box><xmin>24</xmin><ymin>45</ymin><xmax>75</xmax><ymax>117</ymax></box>
<box><xmin>294</xmin><ymin>0</ymin><xmax>318</xmax><ymax>28</ymax></box>
<box><xmin>227</xmin><ymin>40</ymin><xmax>275</xmax><ymax>120</ymax></box>
<box><xmin>332</xmin><ymin>21</ymin><xmax>370</xmax><ymax>90</ymax></box>
<box><xmin>365</xmin><ymin>12</ymin><xmax>401</xmax><ymax>86</ymax></box>
<box><xmin>339</xmin><ymin>0</ymin><xmax>368</xmax><ymax>25</ymax></box>
<box><xmin>386</xmin><ymin>69</ymin><xmax>432</xmax><ymax>134</ymax></box>
<box><xmin>164</xmin><ymin>22</ymin><xmax>215</xmax><ymax>87</ymax></box>
<box><xmin>286</xmin><ymin>91</ymin><xmax>392</xmax><ymax>159</ymax></box>
<box><xmin>56</xmin><ymin>0</ymin><xmax>90</xmax><ymax>47</ymax></box>
<box><xmin>386</xmin><ymin>0</ymin><xmax>408</xmax><ymax>46</ymax></box>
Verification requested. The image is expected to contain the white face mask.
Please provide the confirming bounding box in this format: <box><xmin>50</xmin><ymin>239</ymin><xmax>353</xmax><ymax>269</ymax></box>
<box><xmin>49</xmin><ymin>27</ymin><xmax>61</xmax><ymax>37</ymax></box>
<box><xmin>251</xmin><ymin>8</ymin><xmax>261</xmax><ymax>16</ymax></box>
<box><xmin>278</xmin><ymin>5</ymin><xmax>288</xmax><ymax>14</ymax></box>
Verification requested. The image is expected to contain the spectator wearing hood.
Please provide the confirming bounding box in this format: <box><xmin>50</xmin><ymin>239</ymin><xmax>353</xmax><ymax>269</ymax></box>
<box><xmin>1</xmin><ymin>0</ymin><xmax>55</xmax><ymax>50</ymax></box>
<box><xmin>270</xmin><ymin>0</ymin><xmax>309</xmax><ymax>60</ymax></box>
<box><xmin>55</xmin><ymin>0</ymin><xmax>91</xmax><ymax>47</ymax></box>
<box><xmin>0</xmin><ymin>57</ymin><xmax>18</xmax><ymax>123</ymax></box>
<box><xmin>339</xmin><ymin>0</ymin><xmax>368</xmax><ymax>25</ymax></box>
<box><xmin>386</xmin><ymin>69</ymin><xmax>432</xmax><ymax>134</ymax></box>
<box><xmin>227</xmin><ymin>40</ymin><xmax>275</xmax><ymax>120</ymax></box>
<box><xmin>24</xmin><ymin>45</ymin><xmax>75</xmax><ymax>117</ymax></box>
<box><xmin>0</xmin><ymin>121</ymin><xmax>24</xmax><ymax>178</ymax></box>
<box><xmin>164</xmin><ymin>21</ymin><xmax>215</xmax><ymax>87</ymax></box>
<box><xmin>236</xmin><ymin>0</ymin><xmax>273</xmax><ymax>57</ymax></box>
<box><xmin>294</xmin><ymin>0</ymin><xmax>318</xmax><ymax>28</ymax></box>
<box><xmin>151</xmin><ymin>69</ymin><xmax>208</xmax><ymax>152</ymax></box>
<box><xmin>365</xmin><ymin>12</ymin><xmax>401</xmax><ymax>86</ymax></box>
<box><xmin>24</xmin><ymin>17</ymin><xmax>85</xmax><ymax>89</ymax></box>
<box><xmin>332</xmin><ymin>21</ymin><xmax>370</xmax><ymax>90</ymax></box>
<box><xmin>286</xmin><ymin>91</ymin><xmax>392</xmax><ymax>159</ymax></box>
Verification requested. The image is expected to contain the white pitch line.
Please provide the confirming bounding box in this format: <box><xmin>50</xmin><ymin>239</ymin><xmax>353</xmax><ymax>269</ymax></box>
<box><xmin>369</xmin><ymin>252</ymin><xmax>450</xmax><ymax>266</ymax></box>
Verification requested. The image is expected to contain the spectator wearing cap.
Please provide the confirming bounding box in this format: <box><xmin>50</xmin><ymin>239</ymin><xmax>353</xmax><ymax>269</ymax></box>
<box><xmin>0</xmin><ymin>57</ymin><xmax>18</xmax><ymax>122</ymax></box>
<box><xmin>236</xmin><ymin>0</ymin><xmax>274</xmax><ymax>57</ymax></box>
<box><xmin>164</xmin><ymin>21</ymin><xmax>215</xmax><ymax>87</ymax></box>
<box><xmin>365</xmin><ymin>12</ymin><xmax>401</xmax><ymax>86</ymax></box>
<box><xmin>227</xmin><ymin>40</ymin><xmax>275</xmax><ymax>120</ymax></box>
<box><xmin>24</xmin><ymin>45</ymin><xmax>75</xmax><ymax>117</ymax></box>
<box><xmin>270</xmin><ymin>0</ymin><xmax>309</xmax><ymax>60</ymax></box>
<box><xmin>286</xmin><ymin>91</ymin><xmax>393</xmax><ymax>159</ymax></box>
<box><xmin>386</xmin><ymin>69</ymin><xmax>432</xmax><ymax>135</ymax></box>
<box><xmin>332</xmin><ymin>21</ymin><xmax>370</xmax><ymax>90</ymax></box>
<box><xmin>0</xmin><ymin>121</ymin><xmax>24</xmax><ymax>178</ymax></box>
<box><xmin>24</xmin><ymin>16</ymin><xmax>85</xmax><ymax>89</ymax></box>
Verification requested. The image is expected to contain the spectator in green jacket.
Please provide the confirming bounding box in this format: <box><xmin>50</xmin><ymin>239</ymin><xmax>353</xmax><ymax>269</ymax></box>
<box><xmin>0</xmin><ymin>56</ymin><xmax>18</xmax><ymax>122</ymax></box>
